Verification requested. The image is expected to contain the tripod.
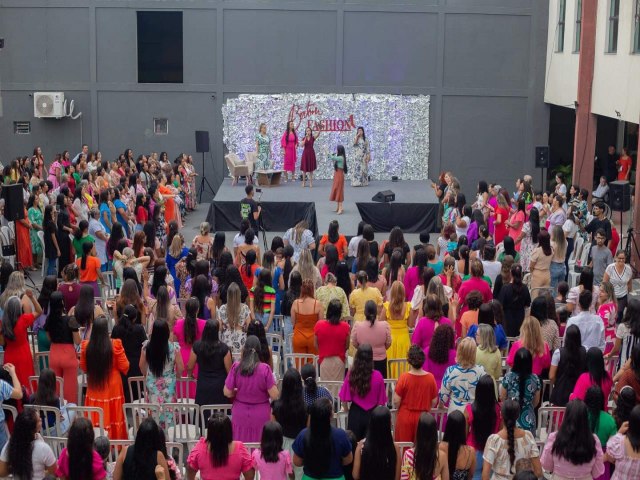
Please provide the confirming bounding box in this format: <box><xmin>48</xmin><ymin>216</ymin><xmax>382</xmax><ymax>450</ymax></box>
<box><xmin>256</xmin><ymin>194</ymin><xmax>268</xmax><ymax>252</ymax></box>
<box><xmin>11</xmin><ymin>223</ymin><xmax>39</xmax><ymax>293</ymax></box>
<box><xmin>624</xmin><ymin>227</ymin><xmax>640</xmax><ymax>277</ymax></box>
<box><xmin>197</xmin><ymin>151</ymin><xmax>215</xmax><ymax>203</ymax></box>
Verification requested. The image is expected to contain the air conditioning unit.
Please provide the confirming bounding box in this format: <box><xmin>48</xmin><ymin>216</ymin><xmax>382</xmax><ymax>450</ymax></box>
<box><xmin>33</xmin><ymin>92</ymin><xmax>65</xmax><ymax>118</ymax></box>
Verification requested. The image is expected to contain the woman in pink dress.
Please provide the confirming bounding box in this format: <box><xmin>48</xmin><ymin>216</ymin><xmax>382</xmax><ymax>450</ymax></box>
<box><xmin>280</xmin><ymin>120</ymin><xmax>298</xmax><ymax>182</ymax></box>
<box><xmin>300</xmin><ymin>127</ymin><xmax>319</xmax><ymax>188</ymax></box>
<box><xmin>492</xmin><ymin>190</ymin><xmax>510</xmax><ymax>246</ymax></box>
<box><xmin>506</xmin><ymin>197</ymin><xmax>527</xmax><ymax>251</ymax></box>
<box><xmin>173</xmin><ymin>298</ymin><xmax>206</xmax><ymax>399</ymax></box>
<box><xmin>48</xmin><ymin>154</ymin><xmax>63</xmax><ymax>189</ymax></box>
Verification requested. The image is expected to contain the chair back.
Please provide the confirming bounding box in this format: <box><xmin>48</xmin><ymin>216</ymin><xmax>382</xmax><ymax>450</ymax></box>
<box><xmin>28</xmin><ymin>375</ymin><xmax>64</xmax><ymax>400</ymax></box>
<box><xmin>162</xmin><ymin>403</ymin><xmax>201</xmax><ymax>443</ymax></box>
<box><xmin>31</xmin><ymin>404</ymin><xmax>63</xmax><ymax>437</ymax></box>
<box><xmin>199</xmin><ymin>404</ymin><xmax>233</xmax><ymax>433</ymax></box>
<box><xmin>284</xmin><ymin>353</ymin><xmax>318</xmax><ymax>372</ymax></box>
<box><xmin>122</xmin><ymin>403</ymin><xmax>161</xmax><ymax>440</ymax></box>
<box><xmin>175</xmin><ymin>377</ymin><xmax>196</xmax><ymax>403</ymax></box>
<box><xmin>67</xmin><ymin>405</ymin><xmax>106</xmax><ymax>437</ymax></box>
<box><xmin>108</xmin><ymin>440</ymin><xmax>134</xmax><ymax>463</ymax></box>
<box><xmin>166</xmin><ymin>442</ymin><xmax>185</xmax><ymax>477</ymax></box>
<box><xmin>536</xmin><ymin>406</ymin><xmax>566</xmax><ymax>442</ymax></box>
<box><xmin>387</xmin><ymin>358</ymin><xmax>409</xmax><ymax>379</ymax></box>
<box><xmin>128</xmin><ymin>376</ymin><xmax>147</xmax><ymax>404</ymax></box>
<box><xmin>44</xmin><ymin>436</ymin><xmax>68</xmax><ymax>457</ymax></box>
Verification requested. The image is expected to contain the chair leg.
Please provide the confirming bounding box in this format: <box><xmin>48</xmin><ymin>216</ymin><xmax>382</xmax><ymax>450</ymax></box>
<box><xmin>231</xmin><ymin>176</ymin><xmax>237</xmax><ymax>186</ymax></box>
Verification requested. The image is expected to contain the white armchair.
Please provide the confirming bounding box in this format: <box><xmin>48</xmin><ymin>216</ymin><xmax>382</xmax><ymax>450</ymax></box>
<box><xmin>224</xmin><ymin>153</ymin><xmax>256</xmax><ymax>186</ymax></box>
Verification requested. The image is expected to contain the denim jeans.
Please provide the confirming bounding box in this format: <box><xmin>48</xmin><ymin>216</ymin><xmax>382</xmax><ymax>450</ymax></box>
<box><xmin>550</xmin><ymin>261</ymin><xmax>566</xmax><ymax>294</ymax></box>
<box><xmin>46</xmin><ymin>257</ymin><xmax>57</xmax><ymax>276</ymax></box>
<box><xmin>283</xmin><ymin>315</ymin><xmax>293</xmax><ymax>354</ymax></box>
<box><xmin>0</xmin><ymin>421</ymin><xmax>7</xmax><ymax>453</ymax></box>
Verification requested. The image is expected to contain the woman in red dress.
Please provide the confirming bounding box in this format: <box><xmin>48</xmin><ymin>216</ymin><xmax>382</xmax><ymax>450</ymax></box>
<box><xmin>301</xmin><ymin>127</ymin><xmax>320</xmax><ymax>188</ymax></box>
<box><xmin>492</xmin><ymin>190</ymin><xmax>510</xmax><ymax>246</ymax></box>
<box><xmin>15</xmin><ymin>207</ymin><xmax>34</xmax><ymax>269</ymax></box>
<box><xmin>617</xmin><ymin>147</ymin><xmax>632</xmax><ymax>181</ymax></box>
<box><xmin>2</xmin><ymin>291</ymin><xmax>42</xmax><ymax>389</ymax></box>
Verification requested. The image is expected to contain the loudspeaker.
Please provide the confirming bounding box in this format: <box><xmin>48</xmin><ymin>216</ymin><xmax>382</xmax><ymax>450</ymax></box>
<box><xmin>371</xmin><ymin>190</ymin><xmax>395</xmax><ymax>203</ymax></box>
<box><xmin>535</xmin><ymin>146</ymin><xmax>550</xmax><ymax>168</ymax></box>
<box><xmin>609</xmin><ymin>180</ymin><xmax>631</xmax><ymax>212</ymax></box>
<box><xmin>195</xmin><ymin>131</ymin><xmax>210</xmax><ymax>153</ymax></box>
<box><xmin>1</xmin><ymin>184</ymin><xmax>25</xmax><ymax>221</ymax></box>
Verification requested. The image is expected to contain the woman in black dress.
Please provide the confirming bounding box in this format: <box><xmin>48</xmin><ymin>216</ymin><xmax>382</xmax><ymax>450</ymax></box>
<box><xmin>56</xmin><ymin>192</ymin><xmax>74</xmax><ymax>278</ymax></box>
<box><xmin>187</xmin><ymin>319</ymin><xmax>232</xmax><ymax>408</ymax></box>
<box><xmin>110</xmin><ymin>304</ymin><xmax>147</xmax><ymax>401</ymax></box>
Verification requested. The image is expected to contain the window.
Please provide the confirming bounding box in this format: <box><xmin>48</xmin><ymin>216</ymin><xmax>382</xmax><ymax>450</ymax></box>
<box><xmin>634</xmin><ymin>0</ymin><xmax>640</xmax><ymax>53</ymax></box>
<box><xmin>556</xmin><ymin>0</ymin><xmax>566</xmax><ymax>52</ymax></box>
<box><xmin>574</xmin><ymin>0</ymin><xmax>582</xmax><ymax>52</ymax></box>
<box><xmin>154</xmin><ymin>118</ymin><xmax>168</xmax><ymax>135</ymax></box>
<box><xmin>13</xmin><ymin>121</ymin><xmax>31</xmax><ymax>134</ymax></box>
<box><xmin>137</xmin><ymin>11</ymin><xmax>183</xmax><ymax>83</ymax></box>
<box><xmin>607</xmin><ymin>0</ymin><xmax>620</xmax><ymax>53</ymax></box>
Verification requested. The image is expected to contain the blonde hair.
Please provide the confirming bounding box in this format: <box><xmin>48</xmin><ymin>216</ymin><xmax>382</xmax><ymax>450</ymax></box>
<box><xmin>388</xmin><ymin>281</ymin><xmax>406</xmax><ymax>318</ymax></box>
<box><xmin>551</xmin><ymin>225</ymin><xmax>566</xmax><ymax>259</ymax></box>
<box><xmin>477</xmin><ymin>324</ymin><xmax>497</xmax><ymax>354</ymax></box>
<box><xmin>456</xmin><ymin>337</ymin><xmax>477</xmax><ymax>368</ymax></box>
<box><xmin>294</xmin><ymin>220</ymin><xmax>308</xmax><ymax>244</ymax></box>
<box><xmin>199</xmin><ymin>222</ymin><xmax>210</xmax><ymax>236</ymax></box>
<box><xmin>0</xmin><ymin>272</ymin><xmax>26</xmax><ymax>310</ymax></box>
<box><xmin>297</xmin><ymin>249</ymin><xmax>316</xmax><ymax>284</ymax></box>
<box><xmin>599</xmin><ymin>281</ymin><xmax>615</xmax><ymax>303</ymax></box>
<box><xmin>169</xmin><ymin>235</ymin><xmax>183</xmax><ymax>258</ymax></box>
<box><xmin>519</xmin><ymin>316</ymin><xmax>545</xmax><ymax>356</ymax></box>
<box><xmin>258</xmin><ymin>123</ymin><xmax>267</xmax><ymax>134</ymax></box>
<box><xmin>225</xmin><ymin>282</ymin><xmax>241</xmax><ymax>331</ymax></box>
<box><xmin>426</xmin><ymin>276</ymin><xmax>448</xmax><ymax>307</ymax></box>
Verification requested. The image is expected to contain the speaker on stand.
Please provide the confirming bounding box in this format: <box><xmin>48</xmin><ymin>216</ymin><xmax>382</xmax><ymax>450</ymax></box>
<box><xmin>195</xmin><ymin>130</ymin><xmax>216</xmax><ymax>202</ymax></box>
<box><xmin>535</xmin><ymin>146</ymin><xmax>550</xmax><ymax>190</ymax></box>
<box><xmin>609</xmin><ymin>180</ymin><xmax>631</xmax><ymax>236</ymax></box>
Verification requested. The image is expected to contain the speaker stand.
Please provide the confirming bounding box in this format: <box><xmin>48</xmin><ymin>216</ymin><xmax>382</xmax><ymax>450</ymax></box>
<box><xmin>539</xmin><ymin>167</ymin><xmax>545</xmax><ymax>192</ymax></box>
<box><xmin>12</xmin><ymin>228</ymin><xmax>39</xmax><ymax>293</ymax></box>
<box><xmin>197</xmin><ymin>152</ymin><xmax>216</xmax><ymax>203</ymax></box>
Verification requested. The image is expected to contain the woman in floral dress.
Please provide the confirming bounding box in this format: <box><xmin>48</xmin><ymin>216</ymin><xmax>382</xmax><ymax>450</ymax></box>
<box><xmin>255</xmin><ymin>123</ymin><xmax>271</xmax><ymax>171</ymax></box>
<box><xmin>516</xmin><ymin>207</ymin><xmax>540</xmax><ymax>273</ymax></box>
<box><xmin>351</xmin><ymin>126</ymin><xmax>370</xmax><ymax>187</ymax></box>
<box><xmin>217</xmin><ymin>283</ymin><xmax>250</xmax><ymax>355</ymax></box>
<box><xmin>27</xmin><ymin>194</ymin><xmax>43</xmax><ymax>264</ymax></box>
<box><xmin>140</xmin><ymin>319</ymin><xmax>184</xmax><ymax>430</ymax></box>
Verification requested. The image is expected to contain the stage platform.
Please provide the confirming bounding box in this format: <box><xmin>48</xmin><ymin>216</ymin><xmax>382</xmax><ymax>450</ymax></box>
<box><xmin>207</xmin><ymin>179</ymin><xmax>439</xmax><ymax>235</ymax></box>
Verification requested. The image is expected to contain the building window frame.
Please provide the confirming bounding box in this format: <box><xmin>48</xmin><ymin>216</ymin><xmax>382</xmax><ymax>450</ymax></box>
<box><xmin>606</xmin><ymin>0</ymin><xmax>620</xmax><ymax>53</ymax></box>
<box><xmin>136</xmin><ymin>11</ymin><xmax>184</xmax><ymax>84</ymax></box>
<box><xmin>556</xmin><ymin>0</ymin><xmax>567</xmax><ymax>52</ymax></box>
<box><xmin>573</xmin><ymin>0</ymin><xmax>583</xmax><ymax>53</ymax></box>
<box><xmin>633</xmin><ymin>0</ymin><xmax>640</xmax><ymax>54</ymax></box>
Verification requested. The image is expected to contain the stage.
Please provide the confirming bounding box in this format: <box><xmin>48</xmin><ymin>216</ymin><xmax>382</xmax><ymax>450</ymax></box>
<box><xmin>207</xmin><ymin>179</ymin><xmax>439</xmax><ymax>235</ymax></box>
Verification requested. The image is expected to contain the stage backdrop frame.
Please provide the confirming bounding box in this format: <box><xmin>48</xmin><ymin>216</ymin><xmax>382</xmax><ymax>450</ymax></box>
<box><xmin>222</xmin><ymin>93</ymin><xmax>430</xmax><ymax>181</ymax></box>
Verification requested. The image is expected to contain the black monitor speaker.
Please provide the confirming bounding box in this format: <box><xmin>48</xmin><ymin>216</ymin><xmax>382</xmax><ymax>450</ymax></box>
<box><xmin>1</xmin><ymin>184</ymin><xmax>25</xmax><ymax>221</ymax></box>
<box><xmin>195</xmin><ymin>130</ymin><xmax>210</xmax><ymax>153</ymax></box>
<box><xmin>535</xmin><ymin>146</ymin><xmax>550</xmax><ymax>168</ymax></box>
<box><xmin>371</xmin><ymin>190</ymin><xmax>395</xmax><ymax>203</ymax></box>
<box><xmin>609</xmin><ymin>180</ymin><xmax>631</xmax><ymax>212</ymax></box>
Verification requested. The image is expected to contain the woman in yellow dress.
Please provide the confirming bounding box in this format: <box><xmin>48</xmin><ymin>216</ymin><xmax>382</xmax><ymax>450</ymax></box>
<box><xmin>381</xmin><ymin>280</ymin><xmax>411</xmax><ymax>378</ymax></box>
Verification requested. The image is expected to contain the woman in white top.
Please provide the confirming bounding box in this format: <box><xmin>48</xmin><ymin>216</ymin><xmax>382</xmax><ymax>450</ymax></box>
<box><xmin>283</xmin><ymin>220</ymin><xmax>316</xmax><ymax>263</ymax></box>
<box><xmin>455</xmin><ymin>205</ymin><xmax>472</xmax><ymax>239</ymax></box>
<box><xmin>603</xmin><ymin>251</ymin><xmax>633</xmax><ymax>323</ymax></box>
<box><xmin>549</xmin><ymin>225</ymin><xmax>567</xmax><ymax>293</ymax></box>
<box><xmin>482</xmin><ymin>399</ymin><xmax>542</xmax><ymax>480</ymax></box>
<box><xmin>562</xmin><ymin>209</ymin><xmax>579</xmax><ymax>273</ymax></box>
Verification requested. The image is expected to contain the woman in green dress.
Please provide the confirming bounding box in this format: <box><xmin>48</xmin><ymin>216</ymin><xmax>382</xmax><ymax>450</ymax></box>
<box><xmin>255</xmin><ymin>123</ymin><xmax>272</xmax><ymax>171</ymax></box>
<box><xmin>27</xmin><ymin>193</ymin><xmax>43</xmax><ymax>267</ymax></box>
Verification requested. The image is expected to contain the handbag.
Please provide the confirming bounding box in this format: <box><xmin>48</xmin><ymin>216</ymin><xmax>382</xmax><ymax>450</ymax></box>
<box><xmin>0</xmin><ymin>229</ymin><xmax>15</xmax><ymax>256</ymax></box>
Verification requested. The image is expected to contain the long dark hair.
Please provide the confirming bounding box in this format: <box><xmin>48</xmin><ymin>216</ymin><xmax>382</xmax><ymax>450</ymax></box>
<box><xmin>301</xmin><ymin>363</ymin><xmax>319</xmax><ymax>396</ymax></box>
<box><xmin>335</xmin><ymin>145</ymin><xmax>348</xmax><ymax>175</ymax></box>
<box><xmin>7</xmin><ymin>408</ymin><xmax>39</xmax><ymax>480</ymax></box>
<box><xmin>275</xmin><ymin>368</ymin><xmax>308</xmax><ymax>436</ymax></box>
<box><xmin>413</xmin><ymin>413</ymin><xmax>439</xmax><ymax>480</ymax></box>
<box><xmin>364</xmin><ymin>300</ymin><xmax>377</xmax><ymax>327</ymax></box>
<box><xmin>132</xmin><ymin>418</ymin><xmax>164</xmax><ymax>478</ymax></box>
<box><xmin>192</xmin><ymin>274</ymin><xmax>212</xmax><ymax>319</ymax></box>
<box><xmin>528</xmin><ymin>207</ymin><xmax>540</xmax><ymax>243</ymax></box>
<box><xmin>183</xmin><ymin>297</ymin><xmax>200</xmax><ymax>345</ymax></box>
<box><xmin>629</xmin><ymin>405</ymin><xmax>640</xmax><ymax>453</ymax></box>
<box><xmin>349</xmin><ymin>344</ymin><xmax>374</xmax><ymax>397</ymax></box>
<box><xmin>74</xmin><ymin>284</ymin><xmax>96</xmax><ymax>328</ymax></box>
<box><xmin>327</xmin><ymin>220</ymin><xmax>340</xmax><ymax>244</ymax></box>
<box><xmin>67</xmin><ymin>417</ymin><xmax>96</xmax><ymax>480</ymax></box>
<box><xmin>552</xmin><ymin>400</ymin><xmax>597</xmax><ymax>465</ymax></box>
<box><xmin>360</xmin><ymin>406</ymin><xmax>397</xmax><ymax>480</ymax></box>
<box><xmin>260</xmin><ymin>421</ymin><xmax>284</xmax><ymax>463</ymax></box>
<box><xmin>511</xmin><ymin>348</ymin><xmax>533</xmax><ymax>410</ymax></box>
<box><xmin>194</xmin><ymin>320</ymin><xmax>223</xmax><ymax>362</ymax></box>
<box><xmin>335</xmin><ymin>261</ymin><xmax>352</xmax><ymax>297</ymax></box>
<box><xmin>586</xmin><ymin>347</ymin><xmax>610</xmax><ymax>394</ymax></box>
<box><xmin>253</xmin><ymin>268</ymin><xmax>272</xmax><ymax>311</ymax></box>
<box><xmin>150</xmin><ymin>265</ymin><xmax>168</xmax><ymax>298</ymax></box>
<box><xmin>44</xmin><ymin>291</ymin><xmax>66</xmax><ymax>339</ymax></box>
<box><xmin>585</xmin><ymin>385</ymin><xmax>605</xmax><ymax>435</ymax></box>
<box><xmin>80</xmin><ymin>240</ymin><xmax>94</xmax><ymax>270</ymax></box>
<box><xmin>471</xmin><ymin>375</ymin><xmax>497</xmax><ymax>451</ymax></box>
<box><xmin>502</xmin><ymin>399</ymin><xmax>521</xmax><ymax>474</ymax></box>
<box><xmin>303</xmin><ymin>397</ymin><xmax>334</xmax><ymax>477</ymax></box>
<box><xmin>34</xmin><ymin>368</ymin><xmax>58</xmax><ymax>406</ymax></box>
<box><xmin>443</xmin><ymin>410</ymin><xmax>468</xmax><ymax>476</ymax></box>
<box><xmin>284</xmin><ymin>121</ymin><xmax>297</xmax><ymax>144</ymax></box>
<box><xmin>85</xmin><ymin>316</ymin><xmax>113</xmax><ymax>389</ymax></box>
<box><xmin>205</xmin><ymin>413</ymin><xmax>233</xmax><ymax>467</ymax></box>
<box><xmin>146</xmin><ymin>320</ymin><xmax>170</xmax><ymax>378</ymax></box>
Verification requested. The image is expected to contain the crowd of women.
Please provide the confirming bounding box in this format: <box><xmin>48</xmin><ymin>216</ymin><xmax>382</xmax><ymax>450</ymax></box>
<box><xmin>0</xmin><ymin>152</ymin><xmax>638</xmax><ymax>480</ymax></box>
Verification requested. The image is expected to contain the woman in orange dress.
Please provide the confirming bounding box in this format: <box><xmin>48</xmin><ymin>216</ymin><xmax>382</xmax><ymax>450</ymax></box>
<box><xmin>393</xmin><ymin>345</ymin><xmax>438</xmax><ymax>442</ymax></box>
<box><xmin>291</xmin><ymin>279</ymin><xmax>322</xmax><ymax>354</ymax></box>
<box><xmin>80</xmin><ymin>315</ymin><xmax>129</xmax><ymax>439</ymax></box>
<box><xmin>158</xmin><ymin>174</ymin><xmax>179</xmax><ymax>227</ymax></box>
<box><xmin>15</xmin><ymin>207</ymin><xmax>34</xmax><ymax>269</ymax></box>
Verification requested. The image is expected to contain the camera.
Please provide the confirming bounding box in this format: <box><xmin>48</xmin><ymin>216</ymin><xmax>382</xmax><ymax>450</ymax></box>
<box><xmin>255</xmin><ymin>188</ymin><xmax>262</xmax><ymax>193</ymax></box>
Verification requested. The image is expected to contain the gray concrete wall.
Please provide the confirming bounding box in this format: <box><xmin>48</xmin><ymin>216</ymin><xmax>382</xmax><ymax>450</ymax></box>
<box><xmin>0</xmin><ymin>0</ymin><xmax>549</xmax><ymax>199</ymax></box>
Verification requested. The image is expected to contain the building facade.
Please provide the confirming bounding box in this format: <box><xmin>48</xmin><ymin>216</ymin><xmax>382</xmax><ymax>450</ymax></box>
<box><xmin>0</xmin><ymin>0</ymin><xmax>549</xmax><ymax>197</ymax></box>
